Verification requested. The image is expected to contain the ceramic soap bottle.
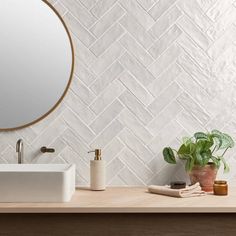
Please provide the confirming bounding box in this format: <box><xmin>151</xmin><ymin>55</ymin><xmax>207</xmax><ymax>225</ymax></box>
<box><xmin>88</xmin><ymin>149</ymin><xmax>106</xmax><ymax>191</ymax></box>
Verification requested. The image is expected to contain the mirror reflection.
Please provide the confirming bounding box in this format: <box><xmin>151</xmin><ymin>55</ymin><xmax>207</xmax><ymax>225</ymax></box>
<box><xmin>0</xmin><ymin>0</ymin><xmax>74</xmax><ymax>130</ymax></box>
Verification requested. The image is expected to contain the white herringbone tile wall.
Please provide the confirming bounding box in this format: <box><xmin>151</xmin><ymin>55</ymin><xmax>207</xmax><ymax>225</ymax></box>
<box><xmin>1</xmin><ymin>0</ymin><xmax>236</xmax><ymax>186</ymax></box>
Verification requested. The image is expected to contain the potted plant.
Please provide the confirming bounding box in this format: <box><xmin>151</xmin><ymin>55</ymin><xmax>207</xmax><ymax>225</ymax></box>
<box><xmin>162</xmin><ymin>130</ymin><xmax>234</xmax><ymax>192</ymax></box>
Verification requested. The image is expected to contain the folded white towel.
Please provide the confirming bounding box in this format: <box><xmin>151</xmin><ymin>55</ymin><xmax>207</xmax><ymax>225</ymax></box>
<box><xmin>148</xmin><ymin>182</ymin><xmax>206</xmax><ymax>198</ymax></box>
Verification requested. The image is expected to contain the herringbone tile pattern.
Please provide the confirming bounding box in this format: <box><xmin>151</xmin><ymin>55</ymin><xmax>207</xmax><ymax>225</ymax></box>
<box><xmin>1</xmin><ymin>0</ymin><xmax>236</xmax><ymax>186</ymax></box>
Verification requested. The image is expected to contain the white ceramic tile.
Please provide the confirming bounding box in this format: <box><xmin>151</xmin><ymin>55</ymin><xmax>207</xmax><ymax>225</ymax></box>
<box><xmin>177</xmin><ymin>0</ymin><xmax>211</xmax><ymax>32</ymax></box>
<box><xmin>119</xmin><ymin>52</ymin><xmax>155</xmax><ymax>86</ymax></box>
<box><xmin>118</xmin><ymin>148</ymin><xmax>153</xmax><ymax>182</ymax></box>
<box><xmin>90</xmin><ymin>0</ymin><xmax>118</xmax><ymax>18</ymax></box>
<box><xmin>90</xmin><ymin>100</ymin><xmax>124</xmax><ymax>133</ymax></box>
<box><xmin>90</xmin><ymin>23</ymin><xmax>124</xmax><ymax>56</ymax></box>
<box><xmin>119</xmin><ymin>33</ymin><xmax>154</xmax><ymax>67</ymax></box>
<box><xmin>148</xmin><ymin>82</ymin><xmax>181</xmax><ymax>115</ymax></box>
<box><xmin>90</xmin><ymin>4</ymin><xmax>125</xmax><ymax>38</ymax></box>
<box><xmin>90</xmin><ymin>119</ymin><xmax>124</xmax><ymax>148</ymax></box>
<box><xmin>119</xmin><ymin>14</ymin><xmax>154</xmax><ymax>49</ymax></box>
<box><xmin>177</xmin><ymin>15</ymin><xmax>212</xmax><ymax>50</ymax></box>
<box><xmin>119</xmin><ymin>129</ymin><xmax>153</xmax><ymax>163</ymax></box>
<box><xmin>149</xmin><ymin>0</ymin><xmax>177</xmax><ymax>20</ymax></box>
<box><xmin>89</xmin><ymin>80</ymin><xmax>125</xmax><ymax>114</ymax></box>
<box><xmin>119</xmin><ymin>90</ymin><xmax>153</xmax><ymax>124</ymax></box>
<box><xmin>119</xmin><ymin>0</ymin><xmax>155</xmax><ymax>29</ymax></box>
<box><xmin>61</xmin><ymin>0</ymin><xmax>96</xmax><ymax>28</ymax></box>
<box><xmin>147</xmin><ymin>63</ymin><xmax>182</xmax><ymax>96</ymax></box>
<box><xmin>90</xmin><ymin>42</ymin><xmax>125</xmax><ymax>75</ymax></box>
<box><xmin>63</xmin><ymin>13</ymin><xmax>95</xmax><ymax>47</ymax></box>
<box><xmin>148</xmin><ymin>6</ymin><xmax>182</xmax><ymax>39</ymax></box>
<box><xmin>90</xmin><ymin>61</ymin><xmax>124</xmax><ymax>95</ymax></box>
<box><xmin>119</xmin><ymin>72</ymin><xmax>154</xmax><ymax>106</ymax></box>
<box><xmin>148</xmin><ymin>25</ymin><xmax>182</xmax><ymax>59</ymax></box>
<box><xmin>148</xmin><ymin>44</ymin><xmax>181</xmax><ymax>78</ymax></box>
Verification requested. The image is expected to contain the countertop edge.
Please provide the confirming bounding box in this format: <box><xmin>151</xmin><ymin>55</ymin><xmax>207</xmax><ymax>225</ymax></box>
<box><xmin>0</xmin><ymin>207</ymin><xmax>236</xmax><ymax>213</ymax></box>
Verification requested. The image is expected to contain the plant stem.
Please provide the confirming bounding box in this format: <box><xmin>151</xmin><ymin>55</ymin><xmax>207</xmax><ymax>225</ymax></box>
<box><xmin>211</xmin><ymin>145</ymin><xmax>217</xmax><ymax>154</ymax></box>
<box><xmin>222</xmin><ymin>147</ymin><xmax>229</xmax><ymax>157</ymax></box>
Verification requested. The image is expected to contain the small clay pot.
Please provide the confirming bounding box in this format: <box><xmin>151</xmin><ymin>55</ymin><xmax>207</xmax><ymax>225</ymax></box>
<box><xmin>189</xmin><ymin>163</ymin><xmax>217</xmax><ymax>192</ymax></box>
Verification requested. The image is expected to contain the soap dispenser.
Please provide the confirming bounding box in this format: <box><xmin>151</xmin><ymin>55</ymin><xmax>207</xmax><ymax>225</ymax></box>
<box><xmin>88</xmin><ymin>149</ymin><xmax>106</xmax><ymax>191</ymax></box>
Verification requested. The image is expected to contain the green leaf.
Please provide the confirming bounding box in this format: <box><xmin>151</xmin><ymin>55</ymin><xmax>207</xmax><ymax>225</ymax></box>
<box><xmin>182</xmin><ymin>137</ymin><xmax>192</xmax><ymax>146</ymax></box>
<box><xmin>218</xmin><ymin>156</ymin><xmax>230</xmax><ymax>173</ymax></box>
<box><xmin>177</xmin><ymin>143</ymin><xmax>195</xmax><ymax>160</ymax></box>
<box><xmin>185</xmin><ymin>157</ymin><xmax>194</xmax><ymax>172</ymax></box>
<box><xmin>197</xmin><ymin>139</ymin><xmax>213</xmax><ymax>151</ymax></box>
<box><xmin>189</xmin><ymin>143</ymin><xmax>196</xmax><ymax>154</ymax></box>
<box><xmin>195</xmin><ymin>149</ymin><xmax>203</xmax><ymax>166</ymax></box>
<box><xmin>163</xmin><ymin>147</ymin><xmax>176</xmax><ymax>164</ymax></box>
<box><xmin>212</xmin><ymin>129</ymin><xmax>222</xmax><ymax>136</ymax></box>
<box><xmin>211</xmin><ymin>156</ymin><xmax>221</xmax><ymax>169</ymax></box>
<box><xmin>221</xmin><ymin>133</ymin><xmax>235</xmax><ymax>149</ymax></box>
<box><xmin>211</xmin><ymin>129</ymin><xmax>225</xmax><ymax>150</ymax></box>
<box><xmin>211</xmin><ymin>133</ymin><xmax>222</xmax><ymax>151</ymax></box>
<box><xmin>211</xmin><ymin>130</ymin><xmax>234</xmax><ymax>150</ymax></box>
<box><xmin>195</xmin><ymin>140</ymin><xmax>212</xmax><ymax>166</ymax></box>
<box><xmin>194</xmin><ymin>132</ymin><xmax>208</xmax><ymax>140</ymax></box>
<box><xmin>201</xmin><ymin>150</ymin><xmax>211</xmax><ymax>166</ymax></box>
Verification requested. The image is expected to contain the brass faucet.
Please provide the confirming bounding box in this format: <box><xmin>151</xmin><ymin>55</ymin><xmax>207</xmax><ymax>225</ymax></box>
<box><xmin>16</xmin><ymin>139</ymin><xmax>24</xmax><ymax>164</ymax></box>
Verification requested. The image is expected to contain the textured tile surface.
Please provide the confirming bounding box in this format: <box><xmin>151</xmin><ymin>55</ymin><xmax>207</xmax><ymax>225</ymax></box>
<box><xmin>1</xmin><ymin>0</ymin><xmax>236</xmax><ymax>186</ymax></box>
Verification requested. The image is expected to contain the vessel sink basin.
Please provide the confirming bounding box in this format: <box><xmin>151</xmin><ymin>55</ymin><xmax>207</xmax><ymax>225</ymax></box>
<box><xmin>0</xmin><ymin>164</ymin><xmax>75</xmax><ymax>202</ymax></box>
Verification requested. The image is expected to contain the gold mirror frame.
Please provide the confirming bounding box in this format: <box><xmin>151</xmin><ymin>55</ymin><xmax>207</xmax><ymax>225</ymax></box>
<box><xmin>0</xmin><ymin>0</ymin><xmax>74</xmax><ymax>131</ymax></box>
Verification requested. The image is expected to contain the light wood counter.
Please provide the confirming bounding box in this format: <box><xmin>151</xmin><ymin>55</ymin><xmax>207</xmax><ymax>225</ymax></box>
<box><xmin>0</xmin><ymin>187</ymin><xmax>235</xmax><ymax>213</ymax></box>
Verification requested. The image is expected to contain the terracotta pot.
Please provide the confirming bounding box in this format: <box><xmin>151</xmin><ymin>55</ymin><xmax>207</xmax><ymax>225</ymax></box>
<box><xmin>189</xmin><ymin>163</ymin><xmax>217</xmax><ymax>192</ymax></box>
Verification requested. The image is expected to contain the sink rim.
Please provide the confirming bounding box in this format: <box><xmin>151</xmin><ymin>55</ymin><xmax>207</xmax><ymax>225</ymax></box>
<box><xmin>0</xmin><ymin>163</ymin><xmax>75</xmax><ymax>172</ymax></box>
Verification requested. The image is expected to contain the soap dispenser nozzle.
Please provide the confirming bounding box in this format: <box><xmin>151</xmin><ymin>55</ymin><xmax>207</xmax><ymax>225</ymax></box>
<box><xmin>88</xmin><ymin>149</ymin><xmax>101</xmax><ymax>160</ymax></box>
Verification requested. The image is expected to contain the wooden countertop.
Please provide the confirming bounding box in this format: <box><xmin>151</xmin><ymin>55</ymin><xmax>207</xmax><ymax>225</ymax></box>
<box><xmin>0</xmin><ymin>187</ymin><xmax>235</xmax><ymax>213</ymax></box>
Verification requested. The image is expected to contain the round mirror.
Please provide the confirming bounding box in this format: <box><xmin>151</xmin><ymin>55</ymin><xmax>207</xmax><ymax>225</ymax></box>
<box><xmin>0</xmin><ymin>0</ymin><xmax>74</xmax><ymax>130</ymax></box>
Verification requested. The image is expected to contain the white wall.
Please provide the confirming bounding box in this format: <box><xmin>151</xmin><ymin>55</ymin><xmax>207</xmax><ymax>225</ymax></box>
<box><xmin>1</xmin><ymin>0</ymin><xmax>236</xmax><ymax>186</ymax></box>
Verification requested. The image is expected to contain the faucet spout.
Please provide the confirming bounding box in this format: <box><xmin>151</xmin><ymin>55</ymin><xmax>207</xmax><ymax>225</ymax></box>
<box><xmin>16</xmin><ymin>139</ymin><xmax>24</xmax><ymax>164</ymax></box>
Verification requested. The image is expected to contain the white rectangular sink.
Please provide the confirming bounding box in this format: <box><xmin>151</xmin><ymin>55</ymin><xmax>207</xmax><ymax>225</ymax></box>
<box><xmin>0</xmin><ymin>164</ymin><xmax>75</xmax><ymax>202</ymax></box>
